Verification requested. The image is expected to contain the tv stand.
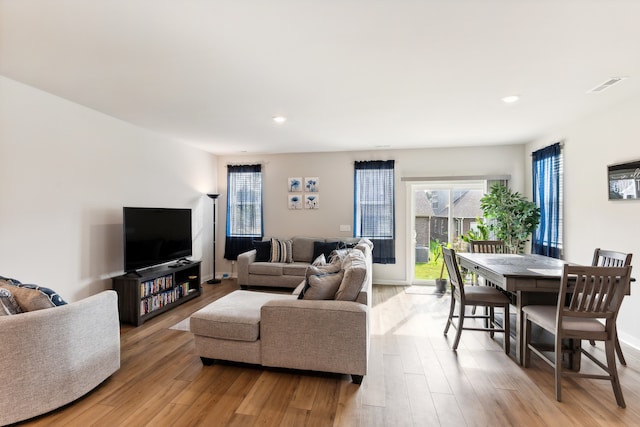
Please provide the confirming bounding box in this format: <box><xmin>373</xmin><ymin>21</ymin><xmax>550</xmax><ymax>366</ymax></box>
<box><xmin>112</xmin><ymin>261</ymin><xmax>201</xmax><ymax>326</ymax></box>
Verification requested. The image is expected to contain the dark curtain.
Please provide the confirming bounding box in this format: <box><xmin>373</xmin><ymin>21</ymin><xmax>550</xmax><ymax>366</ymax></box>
<box><xmin>532</xmin><ymin>143</ymin><xmax>562</xmax><ymax>258</ymax></box>
<box><xmin>354</xmin><ymin>160</ymin><xmax>395</xmax><ymax>264</ymax></box>
<box><xmin>224</xmin><ymin>164</ymin><xmax>263</xmax><ymax>260</ymax></box>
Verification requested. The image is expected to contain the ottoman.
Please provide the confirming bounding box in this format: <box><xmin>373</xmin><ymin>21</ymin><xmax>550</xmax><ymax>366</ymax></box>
<box><xmin>190</xmin><ymin>290</ymin><xmax>295</xmax><ymax>365</ymax></box>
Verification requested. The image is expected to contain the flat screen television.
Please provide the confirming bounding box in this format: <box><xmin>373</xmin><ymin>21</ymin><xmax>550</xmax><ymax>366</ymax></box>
<box><xmin>123</xmin><ymin>207</ymin><xmax>192</xmax><ymax>272</ymax></box>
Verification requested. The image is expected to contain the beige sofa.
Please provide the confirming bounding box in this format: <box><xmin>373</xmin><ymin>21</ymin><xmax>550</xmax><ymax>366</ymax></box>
<box><xmin>0</xmin><ymin>290</ymin><xmax>121</xmax><ymax>426</ymax></box>
<box><xmin>237</xmin><ymin>236</ymin><xmax>361</xmax><ymax>289</ymax></box>
<box><xmin>191</xmin><ymin>242</ymin><xmax>372</xmax><ymax>383</ymax></box>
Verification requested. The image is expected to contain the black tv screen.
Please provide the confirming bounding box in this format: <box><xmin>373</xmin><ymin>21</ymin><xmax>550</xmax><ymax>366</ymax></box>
<box><xmin>123</xmin><ymin>207</ymin><xmax>192</xmax><ymax>272</ymax></box>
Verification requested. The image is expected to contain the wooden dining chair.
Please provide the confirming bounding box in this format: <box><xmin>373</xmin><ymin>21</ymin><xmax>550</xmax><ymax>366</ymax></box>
<box><xmin>522</xmin><ymin>264</ymin><xmax>632</xmax><ymax>407</ymax></box>
<box><xmin>442</xmin><ymin>247</ymin><xmax>511</xmax><ymax>354</ymax></box>
<box><xmin>468</xmin><ymin>240</ymin><xmax>506</xmax><ymax>315</ymax></box>
<box><xmin>589</xmin><ymin>248</ymin><xmax>633</xmax><ymax>365</ymax></box>
<box><xmin>469</xmin><ymin>240</ymin><xmax>506</xmax><ymax>254</ymax></box>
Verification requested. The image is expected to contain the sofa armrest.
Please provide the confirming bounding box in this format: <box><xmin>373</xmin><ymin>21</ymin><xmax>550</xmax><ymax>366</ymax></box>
<box><xmin>260</xmin><ymin>299</ymin><xmax>369</xmax><ymax>377</ymax></box>
<box><xmin>237</xmin><ymin>249</ymin><xmax>257</xmax><ymax>286</ymax></box>
<box><xmin>0</xmin><ymin>290</ymin><xmax>121</xmax><ymax>426</ymax></box>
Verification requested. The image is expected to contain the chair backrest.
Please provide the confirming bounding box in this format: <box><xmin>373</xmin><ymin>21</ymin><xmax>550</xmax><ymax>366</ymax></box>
<box><xmin>558</xmin><ymin>265</ymin><xmax>632</xmax><ymax>329</ymax></box>
<box><xmin>592</xmin><ymin>248</ymin><xmax>632</xmax><ymax>267</ymax></box>
<box><xmin>469</xmin><ymin>240</ymin><xmax>505</xmax><ymax>254</ymax></box>
<box><xmin>592</xmin><ymin>249</ymin><xmax>632</xmax><ymax>293</ymax></box>
<box><xmin>442</xmin><ymin>247</ymin><xmax>465</xmax><ymax>301</ymax></box>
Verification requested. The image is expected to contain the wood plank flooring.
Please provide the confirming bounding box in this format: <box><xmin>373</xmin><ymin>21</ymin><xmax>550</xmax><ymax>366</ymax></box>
<box><xmin>16</xmin><ymin>282</ymin><xmax>640</xmax><ymax>426</ymax></box>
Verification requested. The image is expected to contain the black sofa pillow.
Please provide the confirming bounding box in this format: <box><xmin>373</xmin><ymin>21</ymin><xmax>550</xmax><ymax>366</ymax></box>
<box><xmin>312</xmin><ymin>241</ymin><xmax>341</xmax><ymax>262</ymax></box>
<box><xmin>253</xmin><ymin>240</ymin><xmax>272</xmax><ymax>262</ymax></box>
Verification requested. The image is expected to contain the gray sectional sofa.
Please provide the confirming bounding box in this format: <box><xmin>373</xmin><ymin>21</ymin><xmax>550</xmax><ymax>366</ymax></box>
<box><xmin>0</xmin><ymin>288</ymin><xmax>121</xmax><ymax>425</ymax></box>
<box><xmin>237</xmin><ymin>236</ymin><xmax>362</xmax><ymax>289</ymax></box>
<box><xmin>191</xmin><ymin>240</ymin><xmax>372</xmax><ymax>383</ymax></box>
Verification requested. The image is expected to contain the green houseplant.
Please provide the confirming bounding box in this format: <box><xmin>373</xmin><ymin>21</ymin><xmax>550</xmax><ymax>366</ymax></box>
<box><xmin>480</xmin><ymin>183</ymin><xmax>540</xmax><ymax>254</ymax></box>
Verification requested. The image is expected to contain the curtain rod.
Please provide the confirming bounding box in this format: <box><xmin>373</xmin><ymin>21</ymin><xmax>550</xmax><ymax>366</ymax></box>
<box><xmin>401</xmin><ymin>175</ymin><xmax>510</xmax><ymax>182</ymax></box>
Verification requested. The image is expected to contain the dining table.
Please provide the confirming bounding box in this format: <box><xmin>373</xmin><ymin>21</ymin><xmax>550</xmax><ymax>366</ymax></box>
<box><xmin>456</xmin><ymin>252</ymin><xmax>575</xmax><ymax>366</ymax></box>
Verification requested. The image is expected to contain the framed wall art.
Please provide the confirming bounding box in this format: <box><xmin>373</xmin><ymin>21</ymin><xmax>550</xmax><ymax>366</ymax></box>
<box><xmin>608</xmin><ymin>160</ymin><xmax>640</xmax><ymax>200</ymax></box>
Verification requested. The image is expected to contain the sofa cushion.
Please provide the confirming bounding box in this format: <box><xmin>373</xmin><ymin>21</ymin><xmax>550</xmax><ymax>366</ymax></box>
<box><xmin>253</xmin><ymin>240</ymin><xmax>272</xmax><ymax>262</ymax></box>
<box><xmin>270</xmin><ymin>238</ymin><xmax>293</xmax><ymax>263</ymax></box>
<box><xmin>301</xmin><ymin>270</ymin><xmax>344</xmax><ymax>300</ymax></box>
<box><xmin>335</xmin><ymin>250</ymin><xmax>368</xmax><ymax>301</ymax></box>
<box><xmin>291</xmin><ymin>237</ymin><xmax>318</xmax><ymax>263</ymax></box>
<box><xmin>282</xmin><ymin>263</ymin><xmax>309</xmax><ymax>277</ymax></box>
<box><xmin>190</xmin><ymin>290</ymin><xmax>294</xmax><ymax>342</ymax></box>
<box><xmin>312</xmin><ymin>240</ymin><xmax>341</xmax><ymax>261</ymax></box>
<box><xmin>0</xmin><ymin>288</ymin><xmax>23</xmax><ymax>316</ymax></box>
<box><xmin>249</xmin><ymin>263</ymin><xmax>284</xmax><ymax>276</ymax></box>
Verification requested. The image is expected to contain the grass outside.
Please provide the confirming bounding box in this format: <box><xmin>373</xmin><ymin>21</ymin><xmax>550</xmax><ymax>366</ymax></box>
<box><xmin>415</xmin><ymin>261</ymin><xmax>449</xmax><ymax>280</ymax></box>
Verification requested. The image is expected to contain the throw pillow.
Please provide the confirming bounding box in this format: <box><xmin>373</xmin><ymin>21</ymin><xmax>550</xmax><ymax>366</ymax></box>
<box><xmin>312</xmin><ymin>241</ymin><xmax>340</xmax><ymax>262</ymax></box>
<box><xmin>311</xmin><ymin>253</ymin><xmax>326</xmax><ymax>266</ymax></box>
<box><xmin>0</xmin><ymin>288</ymin><xmax>23</xmax><ymax>316</ymax></box>
<box><xmin>270</xmin><ymin>238</ymin><xmax>293</xmax><ymax>263</ymax></box>
<box><xmin>298</xmin><ymin>262</ymin><xmax>343</xmax><ymax>299</ymax></box>
<box><xmin>329</xmin><ymin>248</ymin><xmax>351</xmax><ymax>264</ymax></box>
<box><xmin>335</xmin><ymin>251</ymin><xmax>368</xmax><ymax>301</ymax></box>
<box><xmin>253</xmin><ymin>240</ymin><xmax>272</xmax><ymax>262</ymax></box>
<box><xmin>301</xmin><ymin>270</ymin><xmax>345</xmax><ymax>300</ymax></box>
<box><xmin>0</xmin><ymin>277</ymin><xmax>67</xmax><ymax>311</ymax></box>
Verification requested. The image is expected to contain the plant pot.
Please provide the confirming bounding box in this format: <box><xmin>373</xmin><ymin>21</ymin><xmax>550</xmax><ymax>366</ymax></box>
<box><xmin>435</xmin><ymin>278</ymin><xmax>448</xmax><ymax>293</ymax></box>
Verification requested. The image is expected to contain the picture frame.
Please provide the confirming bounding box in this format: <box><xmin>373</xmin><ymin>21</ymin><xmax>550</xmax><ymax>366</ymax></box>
<box><xmin>305</xmin><ymin>193</ymin><xmax>319</xmax><ymax>209</ymax></box>
<box><xmin>608</xmin><ymin>160</ymin><xmax>640</xmax><ymax>200</ymax></box>
<box><xmin>288</xmin><ymin>194</ymin><xmax>303</xmax><ymax>209</ymax></box>
<box><xmin>304</xmin><ymin>177</ymin><xmax>319</xmax><ymax>192</ymax></box>
<box><xmin>288</xmin><ymin>177</ymin><xmax>302</xmax><ymax>192</ymax></box>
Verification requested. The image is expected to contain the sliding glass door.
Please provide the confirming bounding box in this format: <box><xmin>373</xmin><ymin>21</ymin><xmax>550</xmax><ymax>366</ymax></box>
<box><xmin>408</xmin><ymin>180</ymin><xmax>485</xmax><ymax>285</ymax></box>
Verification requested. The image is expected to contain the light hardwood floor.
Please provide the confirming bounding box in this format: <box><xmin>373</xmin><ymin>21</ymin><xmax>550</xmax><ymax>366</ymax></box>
<box><xmin>17</xmin><ymin>281</ymin><xmax>640</xmax><ymax>426</ymax></box>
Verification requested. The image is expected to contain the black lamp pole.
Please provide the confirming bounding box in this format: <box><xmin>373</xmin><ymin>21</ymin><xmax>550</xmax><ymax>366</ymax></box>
<box><xmin>207</xmin><ymin>194</ymin><xmax>221</xmax><ymax>284</ymax></box>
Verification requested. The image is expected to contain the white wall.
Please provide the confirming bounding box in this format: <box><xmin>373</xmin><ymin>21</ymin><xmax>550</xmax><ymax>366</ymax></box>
<box><xmin>217</xmin><ymin>144</ymin><xmax>525</xmax><ymax>283</ymax></box>
<box><xmin>525</xmin><ymin>94</ymin><xmax>640</xmax><ymax>349</ymax></box>
<box><xmin>0</xmin><ymin>76</ymin><xmax>218</xmax><ymax>301</ymax></box>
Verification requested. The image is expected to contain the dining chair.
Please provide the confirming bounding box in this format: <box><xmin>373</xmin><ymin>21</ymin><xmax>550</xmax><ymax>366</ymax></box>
<box><xmin>468</xmin><ymin>240</ymin><xmax>505</xmax><ymax>315</ymax></box>
<box><xmin>442</xmin><ymin>247</ymin><xmax>511</xmax><ymax>354</ymax></box>
<box><xmin>469</xmin><ymin>240</ymin><xmax>506</xmax><ymax>254</ymax></box>
<box><xmin>589</xmin><ymin>248</ymin><xmax>632</xmax><ymax>365</ymax></box>
<box><xmin>522</xmin><ymin>264</ymin><xmax>632</xmax><ymax>407</ymax></box>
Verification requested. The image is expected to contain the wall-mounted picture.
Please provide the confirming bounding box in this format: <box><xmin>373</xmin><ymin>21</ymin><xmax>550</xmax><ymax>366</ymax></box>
<box><xmin>288</xmin><ymin>177</ymin><xmax>302</xmax><ymax>192</ymax></box>
<box><xmin>305</xmin><ymin>193</ymin><xmax>319</xmax><ymax>209</ymax></box>
<box><xmin>304</xmin><ymin>177</ymin><xmax>319</xmax><ymax>192</ymax></box>
<box><xmin>608</xmin><ymin>160</ymin><xmax>640</xmax><ymax>200</ymax></box>
<box><xmin>288</xmin><ymin>194</ymin><xmax>303</xmax><ymax>209</ymax></box>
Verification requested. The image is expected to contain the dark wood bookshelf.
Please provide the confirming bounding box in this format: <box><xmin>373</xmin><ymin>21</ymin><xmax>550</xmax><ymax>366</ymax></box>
<box><xmin>112</xmin><ymin>261</ymin><xmax>201</xmax><ymax>326</ymax></box>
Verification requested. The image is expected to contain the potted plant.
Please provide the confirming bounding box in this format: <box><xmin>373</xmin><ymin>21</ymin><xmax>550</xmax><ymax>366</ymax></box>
<box><xmin>480</xmin><ymin>183</ymin><xmax>540</xmax><ymax>254</ymax></box>
<box><xmin>432</xmin><ymin>242</ymin><xmax>448</xmax><ymax>293</ymax></box>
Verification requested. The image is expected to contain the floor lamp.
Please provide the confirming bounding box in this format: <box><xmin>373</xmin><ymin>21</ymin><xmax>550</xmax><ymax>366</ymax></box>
<box><xmin>207</xmin><ymin>194</ymin><xmax>221</xmax><ymax>284</ymax></box>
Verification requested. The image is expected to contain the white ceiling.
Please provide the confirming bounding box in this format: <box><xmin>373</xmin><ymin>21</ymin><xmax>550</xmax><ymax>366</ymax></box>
<box><xmin>2</xmin><ymin>1</ymin><xmax>639</xmax><ymax>155</ymax></box>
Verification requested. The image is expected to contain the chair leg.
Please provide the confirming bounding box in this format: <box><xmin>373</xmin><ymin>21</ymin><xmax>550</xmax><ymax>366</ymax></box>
<box><xmin>503</xmin><ymin>303</ymin><xmax>510</xmax><ymax>355</ymax></box>
<box><xmin>554</xmin><ymin>332</ymin><xmax>563</xmax><ymax>402</ymax></box>
<box><xmin>615</xmin><ymin>333</ymin><xmax>627</xmax><ymax>366</ymax></box>
<box><xmin>522</xmin><ymin>315</ymin><xmax>531</xmax><ymax>368</ymax></box>
<box><xmin>452</xmin><ymin>306</ymin><xmax>465</xmax><ymax>351</ymax></box>
<box><xmin>489</xmin><ymin>306</ymin><xmax>495</xmax><ymax>338</ymax></box>
<box><xmin>605</xmin><ymin>338</ymin><xmax>626</xmax><ymax>407</ymax></box>
<box><xmin>443</xmin><ymin>295</ymin><xmax>456</xmax><ymax>335</ymax></box>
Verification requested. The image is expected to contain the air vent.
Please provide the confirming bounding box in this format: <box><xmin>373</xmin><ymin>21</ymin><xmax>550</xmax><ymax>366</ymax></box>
<box><xmin>588</xmin><ymin>77</ymin><xmax>627</xmax><ymax>93</ymax></box>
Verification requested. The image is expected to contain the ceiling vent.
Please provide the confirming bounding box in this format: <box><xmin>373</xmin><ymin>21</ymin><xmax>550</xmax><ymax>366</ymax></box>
<box><xmin>588</xmin><ymin>76</ymin><xmax>627</xmax><ymax>93</ymax></box>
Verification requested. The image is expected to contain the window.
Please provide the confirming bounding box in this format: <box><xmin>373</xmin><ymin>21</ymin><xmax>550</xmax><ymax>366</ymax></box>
<box><xmin>532</xmin><ymin>143</ymin><xmax>563</xmax><ymax>258</ymax></box>
<box><xmin>224</xmin><ymin>164</ymin><xmax>263</xmax><ymax>260</ymax></box>
<box><xmin>354</xmin><ymin>160</ymin><xmax>395</xmax><ymax>263</ymax></box>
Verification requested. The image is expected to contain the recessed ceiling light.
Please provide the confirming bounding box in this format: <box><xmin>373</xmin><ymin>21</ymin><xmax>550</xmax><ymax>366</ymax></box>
<box><xmin>501</xmin><ymin>95</ymin><xmax>520</xmax><ymax>104</ymax></box>
<box><xmin>273</xmin><ymin>116</ymin><xmax>287</xmax><ymax>124</ymax></box>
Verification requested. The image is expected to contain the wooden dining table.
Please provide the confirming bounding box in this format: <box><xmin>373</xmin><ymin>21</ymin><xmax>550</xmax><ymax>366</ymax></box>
<box><xmin>456</xmin><ymin>252</ymin><xmax>573</xmax><ymax>366</ymax></box>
